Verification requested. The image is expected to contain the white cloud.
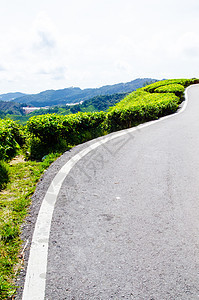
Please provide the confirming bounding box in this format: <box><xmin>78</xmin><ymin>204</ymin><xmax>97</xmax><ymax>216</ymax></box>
<box><xmin>0</xmin><ymin>64</ymin><xmax>6</xmax><ymax>72</ymax></box>
<box><xmin>170</xmin><ymin>32</ymin><xmax>199</xmax><ymax>60</ymax></box>
<box><xmin>31</xmin><ymin>12</ymin><xmax>57</xmax><ymax>51</ymax></box>
<box><xmin>34</xmin><ymin>30</ymin><xmax>56</xmax><ymax>50</ymax></box>
<box><xmin>0</xmin><ymin>0</ymin><xmax>199</xmax><ymax>93</ymax></box>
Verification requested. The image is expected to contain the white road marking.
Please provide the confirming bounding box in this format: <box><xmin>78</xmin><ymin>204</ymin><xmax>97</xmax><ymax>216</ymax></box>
<box><xmin>22</xmin><ymin>85</ymin><xmax>193</xmax><ymax>300</ymax></box>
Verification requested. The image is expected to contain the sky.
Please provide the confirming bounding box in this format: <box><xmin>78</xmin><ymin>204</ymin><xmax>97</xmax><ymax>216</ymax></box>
<box><xmin>0</xmin><ymin>0</ymin><xmax>199</xmax><ymax>94</ymax></box>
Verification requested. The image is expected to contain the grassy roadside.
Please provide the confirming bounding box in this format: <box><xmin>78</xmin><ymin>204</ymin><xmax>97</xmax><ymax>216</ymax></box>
<box><xmin>0</xmin><ymin>153</ymin><xmax>61</xmax><ymax>299</ymax></box>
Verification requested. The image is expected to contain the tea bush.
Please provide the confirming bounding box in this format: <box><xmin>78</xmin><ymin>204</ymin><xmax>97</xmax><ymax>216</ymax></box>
<box><xmin>106</xmin><ymin>90</ymin><xmax>180</xmax><ymax>132</ymax></box>
<box><xmin>143</xmin><ymin>78</ymin><xmax>198</xmax><ymax>93</ymax></box>
<box><xmin>106</xmin><ymin>78</ymin><xmax>199</xmax><ymax>132</ymax></box>
<box><xmin>0</xmin><ymin>161</ymin><xmax>9</xmax><ymax>190</ymax></box>
<box><xmin>0</xmin><ymin>119</ymin><xmax>24</xmax><ymax>161</ymax></box>
<box><xmin>154</xmin><ymin>84</ymin><xmax>185</xmax><ymax>97</ymax></box>
<box><xmin>26</xmin><ymin>112</ymin><xmax>106</xmax><ymax>159</ymax></box>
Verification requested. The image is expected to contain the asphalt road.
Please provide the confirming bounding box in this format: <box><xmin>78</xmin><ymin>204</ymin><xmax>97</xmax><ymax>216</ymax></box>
<box><xmin>22</xmin><ymin>85</ymin><xmax>199</xmax><ymax>299</ymax></box>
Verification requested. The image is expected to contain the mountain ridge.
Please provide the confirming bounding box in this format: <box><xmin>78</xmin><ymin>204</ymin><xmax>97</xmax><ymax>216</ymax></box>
<box><xmin>3</xmin><ymin>78</ymin><xmax>158</xmax><ymax>107</ymax></box>
<box><xmin>0</xmin><ymin>92</ymin><xmax>27</xmax><ymax>101</ymax></box>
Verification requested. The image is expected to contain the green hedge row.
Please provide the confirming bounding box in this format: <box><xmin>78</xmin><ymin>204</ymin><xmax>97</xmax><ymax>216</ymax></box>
<box><xmin>106</xmin><ymin>90</ymin><xmax>179</xmax><ymax>132</ymax></box>
<box><xmin>0</xmin><ymin>119</ymin><xmax>24</xmax><ymax>161</ymax></box>
<box><xmin>0</xmin><ymin>161</ymin><xmax>9</xmax><ymax>190</ymax></box>
<box><xmin>26</xmin><ymin>112</ymin><xmax>106</xmax><ymax>160</ymax></box>
<box><xmin>143</xmin><ymin>78</ymin><xmax>199</xmax><ymax>93</ymax></box>
<box><xmin>0</xmin><ymin>119</ymin><xmax>25</xmax><ymax>190</ymax></box>
<box><xmin>154</xmin><ymin>84</ymin><xmax>185</xmax><ymax>97</ymax></box>
<box><xmin>106</xmin><ymin>78</ymin><xmax>199</xmax><ymax>132</ymax></box>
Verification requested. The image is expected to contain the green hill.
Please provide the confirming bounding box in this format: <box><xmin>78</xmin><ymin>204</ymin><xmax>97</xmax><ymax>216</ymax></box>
<box><xmin>0</xmin><ymin>92</ymin><xmax>27</xmax><ymax>101</ymax></box>
<box><xmin>0</xmin><ymin>101</ymin><xmax>25</xmax><ymax>117</ymax></box>
<box><xmin>9</xmin><ymin>78</ymin><xmax>158</xmax><ymax>107</ymax></box>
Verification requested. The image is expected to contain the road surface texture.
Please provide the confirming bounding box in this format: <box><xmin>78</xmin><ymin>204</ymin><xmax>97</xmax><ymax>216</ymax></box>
<box><xmin>21</xmin><ymin>85</ymin><xmax>199</xmax><ymax>299</ymax></box>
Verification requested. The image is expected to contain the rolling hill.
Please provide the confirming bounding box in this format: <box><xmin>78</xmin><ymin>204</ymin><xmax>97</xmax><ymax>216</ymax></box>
<box><xmin>0</xmin><ymin>92</ymin><xmax>27</xmax><ymax>101</ymax></box>
<box><xmin>7</xmin><ymin>78</ymin><xmax>158</xmax><ymax>107</ymax></box>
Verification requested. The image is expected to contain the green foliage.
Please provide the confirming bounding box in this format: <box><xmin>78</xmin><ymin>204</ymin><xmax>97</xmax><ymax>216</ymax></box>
<box><xmin>106</xmin><ymin>89</ymin><xmax>180</xmax><ymax>132</ymax></box>
<box><xmin>0</xmin><ymin>119</ymin><xmax>25</xmax><ymax>161</ymax></box>
<box><xmin>27</xmin><ymin>114</ymin><xmax>65</xmax><ymax>144</ymax></box>
<box><xmin>79</xmin><ymin>93</ymin><xmax>128</xmax><ymax>112</ymax></box>
<box><xmin>1</xmin><ymin>114</ymin><xmax>31</xmax><ymax>126</ymax></box>
<box><xmin>27</xmin><ymin>136</ymin><xmax>69</xmax><ymax>161</ymax></box>
<box><xmin>154</xmin><ymin>83</ymin><xmax>184</xmax><ymax>97</ymax></box>
<box><xmin>0</xmin><ymin>101</ymin><xmax>25</xmax><ymax>116</ymax></box>
<box><xmin>0</xmin><ymin>161</ymin><xmax>9</xmax><ymax>190</ymax></box>
<box><xmin>143</xmin><ymin>78</ymin><xmax>198</xmax><ymax>93</ymax></box>
<box><xmin>154</xmin><ymin>83</ymin><xmax>184</xmax><ymax>92</ymax></box>
<box><xmin>26</xmin><ymin>112</ymin><xmax>106</xmax><ymax>160</ymax></box>
<box><xmin>105</xmin><ymin>78</ymin><xmax>199</xmax><ymax>132</ymax></box>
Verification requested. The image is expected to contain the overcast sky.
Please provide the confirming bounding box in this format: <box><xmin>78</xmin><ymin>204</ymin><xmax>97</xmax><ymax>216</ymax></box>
<box><xmin>0</xmin><ymin>0</ymin><xmax>199</xmax><ymax>94</ymax></box>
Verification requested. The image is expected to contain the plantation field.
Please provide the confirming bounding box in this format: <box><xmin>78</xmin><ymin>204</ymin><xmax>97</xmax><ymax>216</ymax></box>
<box><xmin>0</xmin><ymin>78</ymin><xmax>198</xmax><ymax>299</ymax></box>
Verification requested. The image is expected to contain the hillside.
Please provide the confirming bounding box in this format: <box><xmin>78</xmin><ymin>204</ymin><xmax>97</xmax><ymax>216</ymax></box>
<box><xmin>29</xmin><ymin>93</ymin><xmax>128</xmax><ymax>115</ymax></box>
<box><xmin>72</xmin><ymin>93</ymin><xmax>128</xmax><ymax>112</ymax></box>
<box><xmin>9</xmin><ymin>78</ymin><xmax>158</xmax><ymax>107</ymax></box>
<box><xmin>0</xmin><ymin>101</ymin><xmax>25</xmax><ymax>117</ymax></box>
<box><xmin>0</xmin><ymin>93</ymin><xmax>128</xmax><ymax>124</ymax></box>
<box><xmin>0</xmin><ymin>92</ymin><xmax>27</xmax><ymax>101</ymax></box>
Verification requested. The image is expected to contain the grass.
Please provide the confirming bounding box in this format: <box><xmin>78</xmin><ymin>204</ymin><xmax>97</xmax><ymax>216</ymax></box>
<box><xmin>0</xmin><ymin>153</ymin><xmax>61</xmax><ymax>300</ymax></box>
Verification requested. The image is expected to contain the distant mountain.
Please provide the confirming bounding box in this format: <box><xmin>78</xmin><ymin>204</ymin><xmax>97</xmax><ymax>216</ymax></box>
<box><xmin>0</xmin><ymin>92</ymin><xmax>27</xmax><ymax>101</ymax></box>
<box><xmin>9</xmin><ymin>78</ymin><xmax>158</xmax><ymax>107</ymax></box>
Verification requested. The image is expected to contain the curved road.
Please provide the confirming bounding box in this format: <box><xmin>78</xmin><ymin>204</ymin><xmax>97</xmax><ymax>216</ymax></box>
<box><xmin>22</xmin><ymin>85</ymin><xmax>199</xmax><ymax>299</ymax></box>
